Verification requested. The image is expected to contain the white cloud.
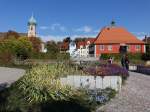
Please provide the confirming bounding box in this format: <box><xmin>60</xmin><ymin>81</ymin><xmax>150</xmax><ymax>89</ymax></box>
<box><xmin>132</xmin><ymin>32</ymin><xmax>148</xmax><ymax>39</ymax></box>
<box><xmin>39</xmin><ymin>26</ymin><xmax>49</xmax><ymax>30</ymax></box>
<box><xmin>39</xmin><ymin>35</ymin><xmax>68</xmax><ymax>42</ymax></box>
<box><xmin>50</xmin><ymin>23</ymin><xmax>66</xmax><ymax>32</ymax></box>
<box><xmin>71</xmin><ymin>34</ymin><xmax>96</xmax><ymax>38</ymax></box>
<box><xmin>132</xmin><ymin>32</ymin><xmax>147</xmax><ymax>36</ymax></box>
<box><xmin>75</xmin><ymin>26</ymin><xmax>93</xmax><ymax>33</ymax></box>
<box><xmin>39</xmin><ymin>34</ymin><xmax>97</xmax><ymax>42</ymax></box>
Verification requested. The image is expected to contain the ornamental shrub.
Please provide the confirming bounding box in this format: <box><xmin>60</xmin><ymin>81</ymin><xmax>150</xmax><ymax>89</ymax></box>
<box><xmin>83</xmin><ymin>64</ymin><xmax>129</xmax><ymax>80</ymax></box>
<box><xmin>142</xmin><ymin>52</ymin><xmax>150</xmax><ymax>61</ymax></box>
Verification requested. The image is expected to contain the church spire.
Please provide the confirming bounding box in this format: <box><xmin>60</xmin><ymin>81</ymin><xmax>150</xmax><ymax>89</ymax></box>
<box><xmin>28</xmin><ymin>13</ymin><xmax>37</xmax><ymax>37</ymax></box>
<box><xmin>28</xmin><ymin>13</ymin><xmax>37</xmax><ymax>26</ymax></box>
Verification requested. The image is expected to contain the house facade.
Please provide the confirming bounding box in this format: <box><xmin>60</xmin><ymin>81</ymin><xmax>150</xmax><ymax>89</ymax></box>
<box><xmin>94</xmin><ymin>27</ymin><xmax>145</xmax><ymax>57</ymax></box>
<box><xmin>69</xmin><ymin>41</ymin><xmax>77</xmax><ymax>57</ymax></box>
<box><xmin>76</xmin><ymin>38</ymin><xmax>95</xmax><ymax>57</ymax></box>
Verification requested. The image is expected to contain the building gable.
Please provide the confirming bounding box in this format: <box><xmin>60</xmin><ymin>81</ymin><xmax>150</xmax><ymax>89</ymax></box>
<box><xmin>94</xmin><ymin>27</ymin><xmax>144</xmax><ymax>44</ymax></box>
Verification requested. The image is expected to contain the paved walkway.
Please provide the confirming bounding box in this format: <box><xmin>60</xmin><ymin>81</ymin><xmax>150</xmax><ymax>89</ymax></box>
<box><xmin>0</xmin><ymin>67</ymin><xmax>25</xmax><ymax>90</ymax></box>
<box><xmin>97</xmin><ymin>72</ymin><xmax>150</xmax><ymax>112</ymax></box>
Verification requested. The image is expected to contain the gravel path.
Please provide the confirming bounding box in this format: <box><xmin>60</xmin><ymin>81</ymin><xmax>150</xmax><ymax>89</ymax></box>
<box><xmin>0</xmin><ymin>67</ymin><xmax>25</xmax><ymax>90</ymax></box>
<box><xmin>97</xmin><ymin>72</ymin><xmax>150</xmax><ymax>112</ymax></box>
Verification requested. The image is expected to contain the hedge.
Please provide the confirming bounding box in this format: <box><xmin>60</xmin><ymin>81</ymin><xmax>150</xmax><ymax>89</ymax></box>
<box><xmin>100</xmin><ymin>53</ymin><xmax>142</xmax><ymax>61</ymax></box>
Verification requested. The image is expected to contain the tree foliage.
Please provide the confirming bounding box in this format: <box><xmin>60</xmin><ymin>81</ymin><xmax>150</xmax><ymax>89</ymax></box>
<box><xmin>0</xmin><ymin>37</ymin><xmax>32</xmax><ymax>62</ymax></box>
<box><xmin>4</xmin><ymin>30</ymin><xmax>20</xmax><ymax>40</ymax></box>
<box><xmin>74</xmin><ymin>37</ymin><xmax>86</xmax><ymax>43</ymax></box>
<box><xmin>46</xmin><ymin>41</ymin><xmax>59</xmax><ymax>59</ymax></box>
<box><xmin>63</xmin><ymin>37</ymin><xmax>71</xmax><ymax>42</ymax></box>
<box><xmin>29</xmin><ymin>37</ymin><xmax>42</xmax><ymax>52</ymax></box>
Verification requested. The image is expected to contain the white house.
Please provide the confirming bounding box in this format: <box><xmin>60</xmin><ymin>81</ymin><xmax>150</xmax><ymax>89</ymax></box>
<box><xmin>76</xmin><ymin>38</ymin><xmax>95</xmax><ymax>57</ymax></box>
<box><xmin>68</xmin><ymin>41</ymin><xmax>78</xmax><ymax>57</ymax></box>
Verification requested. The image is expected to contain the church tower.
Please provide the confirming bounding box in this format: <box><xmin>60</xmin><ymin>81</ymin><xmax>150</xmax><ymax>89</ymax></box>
<box><xmin>28</xmin><ymin>14</ymin><xmax>37</xmax><ymax>37</ymax></box>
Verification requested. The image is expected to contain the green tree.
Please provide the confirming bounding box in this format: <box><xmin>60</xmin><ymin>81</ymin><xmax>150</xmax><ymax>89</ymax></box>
<box><xmin>0</xmin><ymin>37</ymin><xmax>33</xmax><ymax>62</ymax></box>
<box><xmin>63</xmin><ymin>37</ymin><xmax>71</xmax><ymax>43</ymax></box>
<box><xmin>15</xmin><ymin>37</ymin><xmax>33</xmax><ymax>59</ymax></box>
<box><xmin>46</xmin><ymin>41</ymin><xmax>59</xmax><ymax>59</ymax></box>
<box><xmin>29</xmin><ymin>37</ymin><xmax>42</xmax><ymax>52</ymax></box>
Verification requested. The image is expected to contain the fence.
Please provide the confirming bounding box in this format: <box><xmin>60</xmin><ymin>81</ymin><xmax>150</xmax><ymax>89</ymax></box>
<box><xmin>60</xmin><ymin>75</ymin><xmax>122</xmax><ymax>91</ymax></box>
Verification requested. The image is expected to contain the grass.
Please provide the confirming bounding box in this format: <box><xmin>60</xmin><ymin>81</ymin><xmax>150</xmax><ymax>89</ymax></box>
<box><xmin>0</xmin><ymin>63</ymin><xmax>90</xmax><ymax>111</ymax></box>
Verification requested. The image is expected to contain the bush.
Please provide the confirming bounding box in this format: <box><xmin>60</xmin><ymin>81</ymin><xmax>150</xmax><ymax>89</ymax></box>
<box><xmin>0</xmin><ymin>37</ymin><xmax>32</xmax><ymax>62</ymax></box>
<box><xmin>57</xmin><ymin>53</ymin><xmax>70</xmax><ymax>60</ymax></box>
<box><xmin>83</xmin><ymin>64</ymin><xmax>129</xmax><ymax>80</ymax></box>
<box><xmin>100</xmin><ymin>53</ymin><xmax>143</xmax><ymax>62</ymax></box>
<box><xmin>0</xmin><ymin>51</ymin><xmax>14</xmax><ymax>64</ymax></box>
<box><xmin>101</xmin><ymin>53</ymin><xmax>121</xmax><ymax>60</ymax></box>
<box><xmin>137</xmin><ymin>65</ymin><xmax>150</xmax><ymax>75</ymax></box>
<box><xmin>31</xmin><ymin>52</ymin><xmax>50</xmax><ymax>59</ymax></box>
<box><xmin>31</xmin><ymin>52</ymin><xmax>70</xmax><ymax>60</ymax></box>
<box><xmin>142</xmin><ymin>53</ymin><xmax>150</xmax><ymax>61</ymax></box>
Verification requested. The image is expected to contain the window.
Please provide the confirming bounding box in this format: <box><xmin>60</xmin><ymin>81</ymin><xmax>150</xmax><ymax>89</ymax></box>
<box><xmin>135</xmin><ymin>45</ymin><xmax>141</xmax><ymax>51</ymax></box>
<box><xmin>127</xmin><ymin>45</ymin><xmax>130</xmax><ymax>51</ymax></box>
<box><xmin>108</xmin><ymin>45</ymin><xmax>112</xmax><ymax>51</ymax></box>
<box><xmin>100</xmin><ymin>45</ymin><xmax>104</xmax><ymax>50</ymax></box>
<box><xmin>30</xmin><ymin>26</ymin><xmax>33</xmax><ymax>31</ymax></box>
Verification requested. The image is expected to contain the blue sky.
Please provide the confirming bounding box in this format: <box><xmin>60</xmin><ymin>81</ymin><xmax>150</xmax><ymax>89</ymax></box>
<box><xmin>0</xmin><ymin>0</ymin><xmax>150</xmax><ymax>41</ymax></box>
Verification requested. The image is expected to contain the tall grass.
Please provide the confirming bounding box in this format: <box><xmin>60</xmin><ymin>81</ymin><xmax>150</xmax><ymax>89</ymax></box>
<box><xmin>0</xmin><ymin>63</ymin><xmax>90</xmax><ymax>112</ymax></box>
<box><xmin>0</xmin><ymin>63</ymin><xmax>117</xmax><ymax>112</ymax></box>
<box><xmin>17</xmin><ymin>63</ymin><xmax>84</xmax><ymax>103</ymax></box>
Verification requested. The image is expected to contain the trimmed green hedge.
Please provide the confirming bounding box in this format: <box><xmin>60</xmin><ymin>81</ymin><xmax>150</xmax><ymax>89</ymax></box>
<box><xmin>31</xmin><ymin>52</ymin><xmax>70</xmax><ymax>60</ymax></box>
<box><xmin>101</xmin><ymin>53</ymin><xmax>142</xmax><ymax>61</ymax></box>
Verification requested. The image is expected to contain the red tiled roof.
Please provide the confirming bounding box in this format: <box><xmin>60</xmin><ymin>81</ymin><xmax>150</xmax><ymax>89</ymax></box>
<box><xmin>76</xmin><ymin>38</ymin><xmax>95</xmax><ymax>49</ymax></box>
<box><xmin>94</xmin><ymin>27</ymin><xmax>144</xmax><ymax>44</ymax></box>
<box><xmin>76</xmin><ymin>41</ymin><xmax>86</xmax><ymax>49</ymax></box>
<box><xmin>59</xmin><ymin>42</ymin><xmax>69</xmax><ymax>50</ymax></box>
<box><xmin>85</xmin><ymin>38</ymin><xmax>96</xmax><ymax>44</ymax></box>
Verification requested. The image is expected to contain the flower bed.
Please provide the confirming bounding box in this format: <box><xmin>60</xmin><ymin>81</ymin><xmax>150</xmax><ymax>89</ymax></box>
<box><xmin>83</xmin><ymin>64</ymin><xmax>129</xmax><ymax>80</ymax></box>
<box><xmin>0</xmin><ymin>63</ymin><xmax>117</xmax><ymax>112</ymax></box>
<box><xmin>137</xmin><ymin>65</ymin><xmax>150</xmax><ymax>75</ymax></box>
<box><xmin>87</xmin><ymin>88</ymin><xmax>116</xmax><ymax>105</ymax></box>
